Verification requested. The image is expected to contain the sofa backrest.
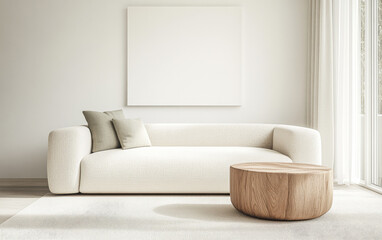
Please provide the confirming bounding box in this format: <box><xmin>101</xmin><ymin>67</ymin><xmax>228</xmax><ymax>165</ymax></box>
<box><xmin>144</xmin><ymin>124</ymin><xmax>275</xmax><ymax>148</ymax></box>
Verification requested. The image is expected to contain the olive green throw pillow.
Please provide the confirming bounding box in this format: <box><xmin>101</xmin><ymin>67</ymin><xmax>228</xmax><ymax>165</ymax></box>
<box><xmin>112</xmin><ymin>119</ymin><xmax>151</xmax><ymax>150</ymax></box>
<box><xmin>83</xmin><ymin>110</ymin><xmax>125</xmax><ymax>152</ymax></box>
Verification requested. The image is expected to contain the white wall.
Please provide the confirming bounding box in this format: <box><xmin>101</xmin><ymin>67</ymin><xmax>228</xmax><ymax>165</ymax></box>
<box><xmin>0</xmin><ymin>0</ymin><xmax>309</xmax><ymax>178</ymax></box>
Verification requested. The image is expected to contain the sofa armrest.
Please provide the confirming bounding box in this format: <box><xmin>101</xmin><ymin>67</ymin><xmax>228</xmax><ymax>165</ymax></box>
<box><xmin>273</xmin><ymin>125</ymin><xmax>322</xmax><ymax>165</ymax></box>
<box><xmin>47</xmin><ymin>126</ymin><xmax>91</xmax><ymax>194</ymax></box>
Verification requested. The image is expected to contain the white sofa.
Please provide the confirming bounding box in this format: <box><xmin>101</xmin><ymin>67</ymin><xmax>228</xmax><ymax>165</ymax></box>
<box><xmin>47</xmin><ymin>124</ymin><xmax>321</xmax><ymax>194</ymax></box>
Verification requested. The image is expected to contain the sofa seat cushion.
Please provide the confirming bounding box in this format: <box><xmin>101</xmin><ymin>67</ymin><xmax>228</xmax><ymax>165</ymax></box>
<box><xmin>79</xmin><ymin>147</ymin><xmax>292</xmax><ymax>193</ymax></box>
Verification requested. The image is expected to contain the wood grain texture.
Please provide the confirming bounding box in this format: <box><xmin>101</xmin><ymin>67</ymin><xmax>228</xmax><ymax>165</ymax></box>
<box><xmin>230</xmin><ymin>162</ymin><xmax>333</xmax><ymax>220</ymax></box>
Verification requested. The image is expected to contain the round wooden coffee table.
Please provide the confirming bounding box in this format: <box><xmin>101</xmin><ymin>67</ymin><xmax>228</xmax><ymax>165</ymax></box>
<box><xmin>230</xmin><ymin>162</ymin><xmax>333</xmax><ymax>220</ymax></box>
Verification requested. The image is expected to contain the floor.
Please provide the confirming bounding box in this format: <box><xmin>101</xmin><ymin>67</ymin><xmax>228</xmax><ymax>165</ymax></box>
<box><xmin>0</xmin><ymin>186</ymin><xmax>48</xmax><ymax>224</ymax></box>
<box><xmin>1</xmin><ymin>185</ymin><xmax>382</xmax><ymax>240</ymax></box>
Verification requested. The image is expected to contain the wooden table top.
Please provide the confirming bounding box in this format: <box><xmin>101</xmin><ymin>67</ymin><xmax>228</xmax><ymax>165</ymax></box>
<box><xmin>231</xmin><ymin>162</ymin><xmax>331</xmax><ymax>174</ymax></box>
<box><xmin>230</xmin><ymin>162</ymin><xmax>333</xmax><ymax>220</ymax></box>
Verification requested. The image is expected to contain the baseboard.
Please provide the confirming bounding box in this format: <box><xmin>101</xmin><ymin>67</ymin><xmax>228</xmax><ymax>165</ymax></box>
<box><xmin>0</xmin><ymin>178</ymin><xmax>48</xmax><ymax>188</ymax></box>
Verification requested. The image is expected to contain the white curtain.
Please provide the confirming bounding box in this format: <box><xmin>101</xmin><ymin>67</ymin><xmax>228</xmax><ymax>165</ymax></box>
<box><xmin>308</xmin><ymin>0</ymin><xmax>360</xmax><ymax>184</ymax></box>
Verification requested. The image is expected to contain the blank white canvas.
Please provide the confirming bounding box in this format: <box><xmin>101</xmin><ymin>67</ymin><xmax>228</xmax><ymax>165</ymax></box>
<box><xmin>127</xmin><ymin>7</ymin><xmax>241</xmax><ymax>106</ymax></box>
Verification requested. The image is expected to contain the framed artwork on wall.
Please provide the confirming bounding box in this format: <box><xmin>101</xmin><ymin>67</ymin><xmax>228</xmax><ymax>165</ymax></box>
<box><xmin>127</xmin><ymin>6</ymin><xmax>241</xmax><ymax>106</ymax></box>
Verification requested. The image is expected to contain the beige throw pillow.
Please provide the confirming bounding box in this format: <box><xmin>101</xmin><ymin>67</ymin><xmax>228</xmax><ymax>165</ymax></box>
<box><xmin>112</xmin><ymin>119</ymin><xmax>151</xmax><ymax>149</ymax></box>
<box><xmin>83</xmin><ymin>110</ymin><xmax>125</xmax><ymax>152</ymax></box>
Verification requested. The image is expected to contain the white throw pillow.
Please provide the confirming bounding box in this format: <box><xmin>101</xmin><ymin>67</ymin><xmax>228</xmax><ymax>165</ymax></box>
<box><xmin>112</xmin><ymin>118</ymin><xmax>151</xmax><ymax>149</ymax></box>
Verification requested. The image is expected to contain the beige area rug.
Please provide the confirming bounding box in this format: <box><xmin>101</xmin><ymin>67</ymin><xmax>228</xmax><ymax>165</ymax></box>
<box><xmin>1</xmin><ymin>186</ymin><xmax>382</xmax><ymax>240</ymax></box>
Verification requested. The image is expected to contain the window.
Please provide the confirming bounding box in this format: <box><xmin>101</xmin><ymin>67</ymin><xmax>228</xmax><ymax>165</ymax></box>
<box><xmin>360</xmin><ymin>0</ymin><xmax>382</xmax><ymax>191</ymax></box>
<box><xmin>379</xmin><ymin>0</ymin><xmax>382</xmax><ymax>115</ymax></box>
<box><xmin>361</xmin><ymin>0</ymin><xmax>366</xmax><ymax>115</ymax></box>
